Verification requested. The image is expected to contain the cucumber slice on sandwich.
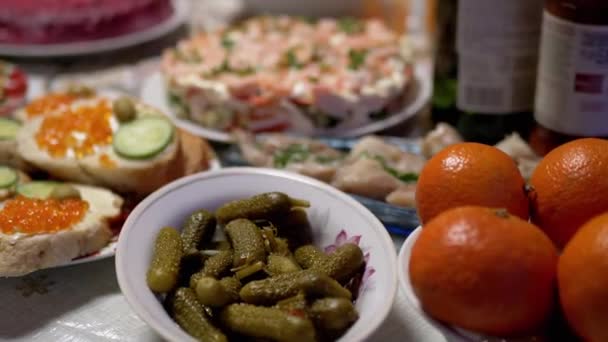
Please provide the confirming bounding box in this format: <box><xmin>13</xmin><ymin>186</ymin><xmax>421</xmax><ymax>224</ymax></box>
<box><xmin>17</xmin><ymin>181</ymin><xmax>59</xmax><ymax>199</ymax></box>
<box><xmin>0</xmin><ymin>118</ymin><xmax>21</xmax><ymax>140</ymax></box>
<box><xmin>113</xmin><ymin>117</ymin><xmax>174</xmax><ymax>160</ymax></box>
<box><xmin>0</xmin><ymin>166</ymin><xmax>18</xmax><ymax>188</ymax></box>
<box><xmin>17</xmin><ymin>181</ymin><xmax>81</xmax><ymax>200</ymax></box>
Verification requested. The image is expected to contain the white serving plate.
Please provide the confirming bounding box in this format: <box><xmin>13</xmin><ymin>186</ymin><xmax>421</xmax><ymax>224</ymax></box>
<box><xmin>140</xmin><ymin>60</ymin><xmax>432</xmax><ymax>143</ymax></box>
<box><xmin>0</xmin><ymin>0</ymin><xmax>189</xmax><ymax>58</ymax></box>
<box><xmin>50</xmin><ymin>158</ymin><xmax>221</xmax><ymax>269</ymax></box>
<box><xmin>116</xmin><ymin>167</ymin><xmax>398</xmax><ymax>342</ymax></box>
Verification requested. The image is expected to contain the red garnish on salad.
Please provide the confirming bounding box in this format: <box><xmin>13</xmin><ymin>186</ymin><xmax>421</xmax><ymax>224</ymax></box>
<box><xmin>0</xmin><ymin>62</ymin><xmax>27</xmax><ymax>116</ymax></box>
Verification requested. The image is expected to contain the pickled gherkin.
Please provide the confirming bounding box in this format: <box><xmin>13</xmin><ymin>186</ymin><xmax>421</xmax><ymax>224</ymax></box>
<box><xmin>167</xmin><ymin>288</ymin><xmax>227</xmax><ymax>342</ymax></box>
<box><xmin>240</xmin><ymin>270</ymin><xmax>351</xmax><ymax>305</ymax></box>
<box><xmin>220</xmin><ymin>303</ymin><xmax>316</xmax><ymax>342</ymax></box>
<box><xmin>275</xmin><ymin>292</ymin><xmax>307</xmax><ymax>312</ymax></box>
<box><xmin>296</xmin><ymin>243</ymin><xmax>364</xmax><ymax>283</ymax></box>
<box><xmin>216</xmin><ymin>192</ymin><xmax>310</xmax><ymax>225</ymax></box>
<box><xmin>181</xmin><ymin>209</ymin><xmax>216</xmax><ymax>253</ymax></box>
<box><xmin>146</xmin><ymin>192</ymin><xmax>364</xmax><ymax>340</ymax></box>
<box><xmin>274</xmin><ymin>237</ymin><xmax>291</xmax><ymax>256</ymax></box>
<box><xmin>276</xmin><ymin>207</ymin><xmax>313</xmax><ymax>249</ymax></box>
<box><xmin>179</xmin><ymin>251</ymin><xmax>208</xmax><ymax>287</ymax></box>
<box><xmin>294</xmin><ymin>245</ymin><xmax>329</xmax><ymax>269</ymax></box>
<box><xmin>310</xmin><ymin>297</ymin><xmax>358</xmax><ymax>336</ymax></box>
<box><xmin>225</xmin><ymin>219</ymin><xmax>266</xmax><ymax>267</ymax></box>
<box><xmin>208</xmin><ymin>240</ymin><xmax>232</xmax><ymax>251</ymax></box>
<box><xmin>147</xmin><ymin>227</ymin><xmax>182</xmax><ymax>293</ymax></box>
<box><xmin>189</xmin><ymin>250</ymin><xmax>234</xmax><ymax>288</ymax></box>
<box><xmin>195</xmin><ymin>276</ymin><xmax>241</xmax><ymax>307</ymax></box>
<box><xmin>267</xmin><ymin>255</ymin><xmax>301</xmax><ymax>275</ymax></box>
<box><xmin>219</xmin><ymin>277</ymin><xmax>241</xmax><ymax>303</ymax></box>
<box><xmin>315</xmin><ymin>243</ymin><xmax>364</xmax><ymax>283</ymax></box>
<box><xmin>234</xmin><ymin>261</ymin><xmax>265</xmax><ymax>280</ymax></box>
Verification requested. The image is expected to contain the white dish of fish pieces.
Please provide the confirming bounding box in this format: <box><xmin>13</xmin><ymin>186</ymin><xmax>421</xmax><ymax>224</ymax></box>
<box><xmin>228</xmin><ymin>123</ymin><xmax>542</xmax><ymax>209</ymax></box>
<box><xmin>142</xmin><ymin>15</ymin><xmax>430</xmax><ymax>143</ymax></box>
<box><xmin>116</xmin><ymin>167</ymin><xmax>397</xmax><ymax>342</ymax></box>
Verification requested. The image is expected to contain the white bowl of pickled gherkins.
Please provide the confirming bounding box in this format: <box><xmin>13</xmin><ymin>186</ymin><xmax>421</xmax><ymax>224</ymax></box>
<box><xmin>116</xmin><ymin>167</ymin><xmax>397</xmax><ymax>342</ymax></box>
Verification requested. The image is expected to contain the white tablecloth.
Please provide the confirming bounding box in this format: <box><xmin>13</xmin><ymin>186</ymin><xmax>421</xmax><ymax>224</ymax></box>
<box><xmin>0</xmin><ymin>237</ymin><xmax>447</xmax><ymax>342</ymax></box>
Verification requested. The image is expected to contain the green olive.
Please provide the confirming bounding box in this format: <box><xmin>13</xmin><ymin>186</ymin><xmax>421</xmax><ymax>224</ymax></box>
<box><xmin>49</xmin><ymin>184</ymin><xmax>81</xmax><ymax>200</ymax></box>
<box><xmin>113</xmin><ymin>96</ymin><xmax>137</xmax><ymax>122</ymax></box>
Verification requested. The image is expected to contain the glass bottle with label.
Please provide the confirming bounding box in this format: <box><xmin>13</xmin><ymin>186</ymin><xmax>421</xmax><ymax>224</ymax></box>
<box><xmin>431</xmin><ymin>0</ymin><xmax>544</xmax><ymax>145</ymax></box>
<box><xmin>531</xmin><ymin>0</ymin><xmax>608</xmax><ymax>155</ymax></box>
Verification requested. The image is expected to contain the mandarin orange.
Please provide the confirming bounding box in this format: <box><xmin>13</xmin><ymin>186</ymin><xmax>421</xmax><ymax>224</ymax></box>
<box><xmin>529</xmin><ymin>138</ymin><xmax>608</xmax><ymax>249</ymax></box>
<box><xmin>409</xmin><ymin>206</ymin><xmax>558</xmax><ymax>336</ymax></box>
<box><xmin>558</xmin><ymin>212</ymin><xmax>608</xmax><ymax>342</ymax></box>
<box><xmin>415</xmin><ymin>142</ymin><xmax>529</xmax><ymax>224</ymax></box>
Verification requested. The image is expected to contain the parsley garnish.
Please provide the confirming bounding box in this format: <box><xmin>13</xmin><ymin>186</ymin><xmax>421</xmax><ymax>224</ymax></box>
<box><xmin>392</xmin><ymin>170</ymin><xmax>419</xmax><ymax>183</ymax></box>
<box><xmin>208</xmin><ymin>59</ymin><xmax>255</xmax><ymax>77</ymax></box>
<box><xmin>285</xmin><ymin>49</ymin><xmax>304</xmax><ymax>69</ymax></box>
<box><xmin>360</xmin><ymin>152</ymin><xmax>419</xmax><ymax>183</ymax></box>
<box><xmin>338</xmin><ymin>17</ymin><xmax>364</xmax><ymax>34</ymax></box>
<box><xmin>348</xmin><ymin>49</ymin><xmax>368</xmax><ymax>70</ymax></box>
<box><xmin>210</xmin><ymin>59</ymin><xmax>231</xmax><ymax>76</ymax></box>
<box><xmin>221</xmin><ymin>34</ymin><xmax>235</xmax><ymax>50</ymax></box>
<box><xmin>273</xmin><ymin>144</ymin><xmax>311</xmax><ymax>168</ymax></box>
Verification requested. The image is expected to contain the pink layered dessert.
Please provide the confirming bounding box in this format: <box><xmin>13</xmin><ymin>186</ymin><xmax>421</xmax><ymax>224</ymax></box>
<box><xmin>0</xmin><ymin>0</ymin><xmax>174</xmax><ymax>44</ymax></box>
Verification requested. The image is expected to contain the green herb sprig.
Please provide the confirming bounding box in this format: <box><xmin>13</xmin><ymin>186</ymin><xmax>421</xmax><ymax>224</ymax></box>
<box><xmin>285</xmin><ymin>49</ymin><xmax>304</xmax><ymax>70</ymax></box>
<box><xmin>348</xmin><ymin>49</ymin><xmax>368</xmax><ymax>70</ymax></box>
<box><xmin>338</xmin><ymin>17</ymin><xmax>364</xmax><ymax>34</ymax></box>
<box><xmin>273</xmin><ymin>144</ymin><xmax>311</xmax><ymax>168</ymax></box>
<box><xmin>360</xmin><ymin>152</ymin><xmax>419</xmax><ymax>183</ymax></box>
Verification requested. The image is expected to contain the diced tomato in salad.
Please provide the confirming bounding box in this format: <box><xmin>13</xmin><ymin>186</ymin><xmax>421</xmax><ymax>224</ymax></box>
<box><xmin>0</xmin><ymin>61</ymin><xmax>27</xmax><ymax>116</ymax></box>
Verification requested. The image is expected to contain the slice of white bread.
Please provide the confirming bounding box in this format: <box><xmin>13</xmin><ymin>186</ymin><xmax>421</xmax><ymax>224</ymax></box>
<box><xmin>0</xmin><ymin>184</ymin><xmax>123</xmax><ymax>277</ymax></box>
<box><xmin>16</xmin><ymin>96</ymin><xmax>211</xmax><ymax>195</ymax></box>
<box><xmin>16</xmin><ymin>117</ymin><xmax>97</xmax><ymax>183</ymax></box>
<box><xmin>0</xmin><ymin>118</ymin><xmax>37</xmax><ymax>173</ymax></box>
<box><xmin>82</xmin><ymin>127</ymin><xmax>213</xmax><ymax>195</ymax></box>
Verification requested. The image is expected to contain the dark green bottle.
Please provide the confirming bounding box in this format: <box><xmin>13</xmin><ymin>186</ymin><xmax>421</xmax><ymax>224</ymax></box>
<box><xmin>430</xmin><ymin>0</ymin><xmax>459</xmax><ymax>127</ymax></box>
<box><xmin>431</xmin><ymin>0</ymin><xmax>543</xmax><ymax>145</ymax></box>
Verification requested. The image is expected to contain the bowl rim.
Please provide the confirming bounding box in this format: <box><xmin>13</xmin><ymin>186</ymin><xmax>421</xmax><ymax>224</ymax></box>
<box><xmin>116</xmin><ymin>167</ymin><xmax>398</xmax><ymax>342</ymax></box>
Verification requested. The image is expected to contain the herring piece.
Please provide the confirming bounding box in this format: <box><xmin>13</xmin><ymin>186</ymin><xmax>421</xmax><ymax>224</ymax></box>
<box><xmin>420</xmin><ymin>122</ymin><xmax>463</xmax><ymax>158</ymax></box>
<box><xmin>332</xmin><ymin>158</ymin><xmax>401</xmax><ymax>200</ymax></box>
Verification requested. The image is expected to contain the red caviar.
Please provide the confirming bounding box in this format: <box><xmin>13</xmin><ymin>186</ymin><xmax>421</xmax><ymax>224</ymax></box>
<box><xmin>0</xmin><ymin>196</ymin><xmax>89</xmax><ymax>234</ymax></box>
<box><xmin>35</xmin><ymin>99</ymin><xmax>114</xmax><ymax>158</ymax></box>
<box><xmin>25</xmin><ymin>93</ymin><xmax>75</xmax><ymax>118</ymax></box>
